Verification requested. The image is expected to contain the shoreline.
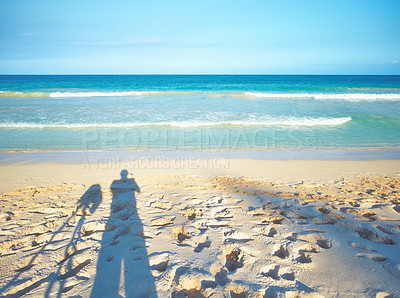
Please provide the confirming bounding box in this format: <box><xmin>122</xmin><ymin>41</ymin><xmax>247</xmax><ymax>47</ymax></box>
<box><xmin>1</xmin><ymin>158</ymin><xmax>399</xmax><ymax>194</ymax></box>
<box><xmin>0</xmin><ymin>149</ymin><xmax>400</xmax><ymax>165</ymax></box>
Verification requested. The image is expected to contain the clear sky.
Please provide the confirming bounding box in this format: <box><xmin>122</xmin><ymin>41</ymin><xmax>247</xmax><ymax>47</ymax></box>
<box><xmin>0</xmin><ymin>0</ymin><xmax>399</xmax><ymax>74</ymax></box>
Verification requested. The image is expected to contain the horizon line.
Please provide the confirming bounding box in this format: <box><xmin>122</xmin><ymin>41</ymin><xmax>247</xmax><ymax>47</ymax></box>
<box><xmin>1</xmin><ymin>73</ymin><xmax>400</xmax><ymax>76</ymax></box>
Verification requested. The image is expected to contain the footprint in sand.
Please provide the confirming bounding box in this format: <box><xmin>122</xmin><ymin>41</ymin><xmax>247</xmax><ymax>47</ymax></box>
<box><xmin>187</xmin><ymin>234</ymin><xmax>211</xmax><ymax>252</ymax></box>
<box><xmin>227</xmin><ymin>283</ymin><xmax>248</xmax><ymax>298</ymax></box>
<box><xmin>254</xmin><ymin>226</ymin><xmax>277</xmax><ymax>237</ymax></box>
<box><xmin>280</xmin><ymin>267</ymin><xmax>295</xmax><ymax>280</ymax></box>
<box><xmin>284</xmin><ymin>232</ymin><xmax>298</xmax><ymax>241</ymax></box>
<box><xmin>317</xmin><ymin>207</ymin><xmax>331</xmax><ymax>215</ymax></box>
<box><xmin>374</xmin><ymin>223</ymin><xmax>400</xmax><ymax>235</ymax></box>
<box><xmin>172</xmin><ymin>226</ymin><xmax>191</xmax><ymax>243</ymax></box>
<box><xmin>206</xmin><ymin>220</ymin><xmax>231</xmax><ymax>228</ymax></box>
<box><xmin>258</xmin><ymin>215</ymin><xmax>285</xmax><ymax>225</ymax></box>
<box><xmin>224</xmin><ymin>231</ymin><xmax>254</xmax><ymax>244</ymax></box>
<box><xmin>272</xmin><ymin>244</ymin><xmax>288</xmax><ymax>259</ymax></box>
<box><xmin>311</xmin><ymin>217</ymin><xmax>338</xmax><ymax>225</ymax></box>
<box><xmin>223</xmin><ymin>246</ymin><xmax>244</xmax><ymax>272</ymax></box>
<box><xmin>356</xmin><ymin>252</ymin><xmax>387</xmax><ymax>262</ymax></box>
<box><xmin>149</xmin><ymin>253</ymin><xmax>170</xmax><ymax>272</ymax></box>
<box><xmin>351</xmin><ymin>242</ymin><xmax>377</xmax><ymax>252</ymax></box>
<box><xmin>347</xmin><ymin>209</ymin><xmax>377</xmax><ymax>221</ymax></box>
<box><xmin>150</xmin><ymin>216</ymin><xmax>176</xmax><ymax>227</ymax></box>
<box><xmin>348</xmin><ymin>201</ymin><xmax>361</xmax><ymax>207</ymax></box>
<box><xmin>298</xmin><ymin>233</ymin><xmax>332</xmax><ymax>249</ymax></box>
<box><xmin>355</xmin><ymin>227</ymin><xmax>395</xmax><ymax>245</ymax></box>
<box><xmin>298</xmin><ymin>244</ymin><xmax>319</xmax><ymax>254</ymax></box>
<box><xmin>170</xmin><ymin>267</ymin><xmax>215</xmax><ymax>296</ymax></box>
<box><xmin>296</xmin><ymin>252</ymin><xmax>312</xmax><ymax>263</ymax></box>
<box><xmin>248</xmin><ymin>207</ymin><xmax>267</xmax><ymax>216</ymax></box>
<box><xmin>260</xmin><ymin>264</ymin><xmax>280</xmax><ymax>279</ymax></box>
<box><xmin>293</xmin><ymin>211</ymin><xmax>313</xmax><ymax>219</ymax></box>
<box><xmin>181</xmin><ymin>208</ymin><xmax>197</xmax><ymax>220</ymax></box>
<box><xmin>210</xmin><ymin>263</ymin><xmax>229</xmax><ymax>286</ymax></box>
<box><xmin>150</xmin><ymin>201</ymin><xmax>172</xmax><ymax>210</ymax></box>
<box><xmin>205</xmin><ymin>196</ymin><xmax>223</xmax><ymax>207</ymax></box>
<box><xmin>213</xmin><ymin>207</ymin><xmax>233</xmax><ymax>220</ymax></box>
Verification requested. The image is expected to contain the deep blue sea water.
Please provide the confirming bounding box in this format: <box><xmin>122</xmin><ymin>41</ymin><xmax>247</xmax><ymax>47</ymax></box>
<box><xmin>0</xmin><ymin>75</ymin><xmax>399</xmax><ymax>152</ymax></box>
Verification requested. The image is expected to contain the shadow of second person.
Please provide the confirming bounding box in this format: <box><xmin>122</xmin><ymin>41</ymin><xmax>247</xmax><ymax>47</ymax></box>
<box><xmin>91</xmin><ymin>170</ymin><xmax>157</xmax><ymax>298</ymax></box>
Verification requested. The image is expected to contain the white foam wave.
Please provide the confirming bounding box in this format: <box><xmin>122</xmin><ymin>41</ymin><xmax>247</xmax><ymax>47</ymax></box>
<box><xmin>170</xmin><ymin>117</ymin><xmax>351</xmax><ymax>127</ymax></box>
<box><xmin>2</xmin><ymin>90</ymin><xmax>400</xmax><ymax>100</ymax></box>
<box><xmin>49</xmin><ymin>91</ymin><xmax>159</xmax><ymax>98</ymax></box>
<box><xmin>244</xmin><ymin>92</ymin><xmax>400</xmax><ymax>101</ymax></box>
<box><xmin>0</xmin><ymin>117</ymin><xmax>351</xmax><ymax>129</ymax></box>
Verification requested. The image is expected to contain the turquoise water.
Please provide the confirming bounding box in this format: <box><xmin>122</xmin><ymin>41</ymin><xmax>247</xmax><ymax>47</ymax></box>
<box><xmin>0</xmin><ymin>75</ymin><xmax>399</xmax><ymax>151</ymax></box>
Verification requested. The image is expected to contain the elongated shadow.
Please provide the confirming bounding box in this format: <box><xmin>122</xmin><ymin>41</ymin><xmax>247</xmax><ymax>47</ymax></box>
<box><xmin>45</xmin><ymin>184</ymin><xmax>102</xmax><ymax>297</ymax></box>
<box><xmin>90</xmin><ymin>170</ymin><xmax>157</xmax><ymax>297</ymax></box>
<box><xmin>0</xmin><ymin>184</ymin><xmax>102</xmax><ymax>297</ymax></box>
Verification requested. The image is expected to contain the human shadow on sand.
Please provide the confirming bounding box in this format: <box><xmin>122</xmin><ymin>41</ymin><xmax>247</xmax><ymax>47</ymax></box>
<box><xmin>45</xmin><ymin>184</ymin><xmax>103</xmax><ymax>297</ymax></box>
<box><xmin>90</xmin><ymin>170</ymin><xmax>157</xmax><ymax>297</ymax></box>
<box><xmin>0</xmin><ymin>184</ymin><xmax>102</xmax><ymax>298</ymax></box>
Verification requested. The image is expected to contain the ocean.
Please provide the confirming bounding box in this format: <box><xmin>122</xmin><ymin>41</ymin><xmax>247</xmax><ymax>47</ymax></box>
<box><xmin>0</xmin><ymin>75</ymin><xmax>399</xmax><ymax>152</ymax></box>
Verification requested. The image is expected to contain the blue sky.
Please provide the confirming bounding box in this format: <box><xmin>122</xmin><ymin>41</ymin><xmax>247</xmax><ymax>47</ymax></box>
<box><xmin>0</xmin><ymin>0</ymin><xmax>399</xmax><ymax>74</ymax></box>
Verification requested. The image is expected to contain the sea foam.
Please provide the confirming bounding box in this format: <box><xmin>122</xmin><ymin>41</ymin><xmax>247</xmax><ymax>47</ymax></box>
<box><xmin>0</xmin><ymin>117</ymin><xmax>351</xmax><ymax>129</ymax></box>
<box><xmin>244</xmin><ymin>92</ymin><xmax>400</xmax><ymax>101</ymax></box>
<box><xmin>1</xmin><ymin>90</ymin><xmax>400</xmax><ymax>100</ymax></box>
<box><xmin>49</xmin><ymin>91</ymin><xmax>158</xmax><ymax>97</ymax></box>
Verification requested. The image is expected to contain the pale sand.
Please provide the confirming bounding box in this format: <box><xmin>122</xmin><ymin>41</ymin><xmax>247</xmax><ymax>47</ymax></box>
<box><xmin>0</xmin><ymin>159</ymin><xmax>399</xmax><ymax>297</ymax></box>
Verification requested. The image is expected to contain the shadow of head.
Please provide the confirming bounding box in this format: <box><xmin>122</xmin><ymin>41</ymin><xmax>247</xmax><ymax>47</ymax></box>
<box><xmin>120</xmin><ymin>169</ymin><xmax>128</xmax><ymax>182</ymax></box>
<box><xmin>110</xmin><ymin>170</ymin><xmax>140</xmax><ymax>198</ymax></box>
<box><xmin>76</xmin><ymin>184</ymin><xmax>102</xmax><ymax>215</ymax></box>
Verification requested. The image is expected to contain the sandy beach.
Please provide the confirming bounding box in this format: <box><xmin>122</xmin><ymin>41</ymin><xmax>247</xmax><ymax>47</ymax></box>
<box><xmin>2</xmin><ymin>0</ymin><xmax>400</xmax><ymax>296</ymax></box>
<box><xmin>0</xmin><ymin>156</ymin><xmax>399</xmax><ymax>297</ymax></box>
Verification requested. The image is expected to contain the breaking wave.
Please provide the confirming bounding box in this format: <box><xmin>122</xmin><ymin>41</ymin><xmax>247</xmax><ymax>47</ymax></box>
<box><xmin>1</xmin><ymin>90</ymin><xmax>399</xmax><ymax>101</ymax></box>
<box><xmin>0</xmin><ymin>117</ymin><xmax>352</xmax><ymax>129</ymax></box>
<box><xmin>244</xmin><ymin>92</ymin><xmax>400</xmax><ymax>101</ymax></box>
